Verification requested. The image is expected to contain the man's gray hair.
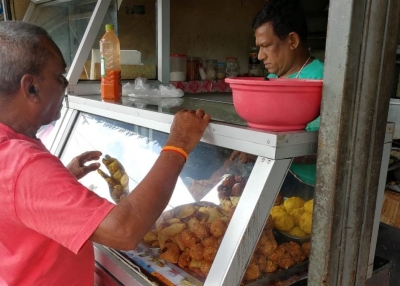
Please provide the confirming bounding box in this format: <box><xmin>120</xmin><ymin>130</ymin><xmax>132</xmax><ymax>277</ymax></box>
<box><xmin>0</xmin><ymin>21</ymin><xmax>54</xmax><ymax>97</ymax></box>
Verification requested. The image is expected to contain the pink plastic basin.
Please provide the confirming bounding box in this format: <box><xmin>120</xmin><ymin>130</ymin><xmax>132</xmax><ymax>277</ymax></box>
<box><xmin>225</xmin><ymin>77</ymin><xmax>323</xmax><ymax>131</ymax></box>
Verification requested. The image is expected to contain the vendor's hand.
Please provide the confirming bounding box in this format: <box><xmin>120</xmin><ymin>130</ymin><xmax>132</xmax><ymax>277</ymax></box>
<box><xmin>67</xmin><ymin>151</ymin><xmax>102</xmax><ymax>180</ymax></box>
<box><xmin>229</xmin><ymin>150</ymin><xmax>257</xmax><ymax>164</ymax></box>
<box><xmin>165</xmin><ymin>109</ymin><xmax>211</xmax><ymax>154</ymax></box>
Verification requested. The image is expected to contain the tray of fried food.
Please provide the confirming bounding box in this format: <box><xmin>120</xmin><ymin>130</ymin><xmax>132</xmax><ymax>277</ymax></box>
<box><xmin>269</xmin><ymin>196</ymin><xmax>313</xmax><ymax>244</ymax></box>
<box><xmin>142</xmin><ymin>201</ymin><xmax>233</xmax><ymax>278</ymax></box>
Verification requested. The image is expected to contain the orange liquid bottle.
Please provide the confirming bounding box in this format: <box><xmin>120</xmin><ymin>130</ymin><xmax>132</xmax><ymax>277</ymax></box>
<box><xmin>100</xmin><ymin>24</ymin><xmax>121</xmax><ymax>102</ymax></box>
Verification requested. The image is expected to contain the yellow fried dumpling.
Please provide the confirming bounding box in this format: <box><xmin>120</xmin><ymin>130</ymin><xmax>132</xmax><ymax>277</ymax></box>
<box><xmin>274</xmin><ymin>213</ymin><xmax>295</xmax><ymax>231</ymax></box>
<box><xmin>299</xmin><ymin>212</ymin><xmax>313</xmax><ymax>235</ymax></box>
<box><xmin>283</xmin><ymin>197</ymin><xmax>305</xmax><ymax>213</ymax></box>
<box><xmin>289</xmin><ymin>208</ymin><xmax>305</xmax><ymax>226</ymax></box>
<box><xmin>304</xmin><ymin>199</ymin><xmax>314</xmax><ymax>213</ymax></box>
<box><xmin>288</xmin><ymin>226</ymin><xmax>307</xmax><ymax>237</ymax></box>
<box><xmin>270</xmin><ymin>205</ymin><xmax>287</xmax><ymax>219</ymax></box>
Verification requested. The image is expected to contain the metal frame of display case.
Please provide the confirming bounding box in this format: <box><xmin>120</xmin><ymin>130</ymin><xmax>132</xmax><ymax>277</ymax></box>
<box><xmin>54</xmin><ymin>94</ymin><xmax>393</xmax><ymax>285</ymax></box>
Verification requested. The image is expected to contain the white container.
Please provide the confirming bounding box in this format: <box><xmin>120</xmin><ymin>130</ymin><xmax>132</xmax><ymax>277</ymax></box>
<box><xmin>170</xmin><ymin>54</ymin><xmax>187</xmax><ymax>81</ymax></box>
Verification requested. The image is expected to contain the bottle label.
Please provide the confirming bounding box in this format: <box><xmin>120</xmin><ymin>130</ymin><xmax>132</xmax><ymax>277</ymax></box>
<box><xmin>101</xmin><ymin>57</ymin><xmax>106</xmax><ymax>77</ymax></box>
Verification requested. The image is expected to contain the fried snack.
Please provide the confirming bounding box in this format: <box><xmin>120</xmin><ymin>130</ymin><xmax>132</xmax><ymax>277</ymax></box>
<box><xmin>181</xmin><ymin>229</ymin><xmax>199</xmax><ymax>248</ymax></box>
<box><xmin>276</xmin><ymin>252</ymin><xmax>294</xmax><ymax>269</ymax></box>
<box><xmin>230</xmin><ymin>196</ymin><xmax>240</xmax><ymax>207</ymax></box>
<box><xmin>299</xmin><ymin>212</ymin><xmax>313</xmax><ymax>235</ymax></box>
<box><xmin>210</xmin><ymin>219</ymin><xmax>227</xmax><ymax>238</ymax></box>
<box><xmin>274</xmin><ymin>212</ymin><xmax>295</xmax><ymax>232</ymax></box>
<box><xmin>264</xmin><ymin>259</ymin><xmax>278</xmax><ymax>273</ymax></box>
<box><xmin>251</xmin><ymin>254</ymin><xmax>267</xmax><ymax>272</ymax></box>
<box><xmin>160</xmin><ymin>222</ymin><xmax>187</xmax><ymax>237</ymax></box>
<box><xmin>189</xmin><ymin>243</ymin><xmax>204</xmax><ymax>261</ymax></box>
<box><xmin>160</xmin><ymin>242</ymin><xmax>180</xmax><ymax>264</ymax></box>
<box><xmin>201</xmin><ymin>236</ymin><xmax>218</xmax><ymax>248</ymax></box>
<box><xmin>288</xmin><ymin>226</ymin><xmax>307</xmax><ymax>237</ymax></box>
<box><xmin>304</xmin><ymin>199</ymin><xmax>314</xmax><ymax>213</ymax></box>
<box><xmin>265</xmin><ymin>215</ymin><xmax>275</xmax><ymax>230</ymax></box>
<box><xmin>257</xmin><ymin>230</ymin><xmax>277</xmax><ymax>257</ymax></box>
<box><xmin>301</xmin><ymin>242</ymin><xmax>311</xmax><ymax>257</ymax></box>
<box><xmin>143</xmin><ymin>230</ymin><xmax>158</xmax><ymax>245</ymax></box>
<box><xmin>282</xmin><ymin>241</ymin><xmax>306</xmax><ymax>264</ymax></box>
<box><xmin>178</xmin><ymin>251</ymin><xmax>191</xmax><ymax>268</ymax></box>
<box><xmin>269</xmin><ymin>245</ymin><xmax>286</xmax><ymax>264</ymax></box>
<box><xmin>187</xmin><ymin>217</ymin><xmax>200</xmax><ymax>232</ymax></box>
<box><xmin>193</xmin><ymin>221</ymin><xmax>210</xmax><ymax>240</ymax></box>
<box><xmin>243</xmin><ymin>263</ymin><xmax>261</xmax><ymax>281</ymax></box>
<box><xmin>283</xmin><ymin>197</ymin><xmax>305</xmax><ymax>213</ymax></box>
<box><xmin>200</xmin><ymin>260</ymin><xmax>212</xmax><ymax>276</ymax></box>
<box><xmin>270</xmin><ymin>205</ymin><xmax>286</xmax><ymax>219</ymax></box>
<box><xmin>203</xmin><ymin>245</ymin><xmax>218</xmax><ymax>261</ymax></box>
<box><xmin>289</xmin><ymin>208</ymin><xmax>305</xmax><ymax>226</ymax></box>
<box><xmin>177</xmin><ymin>204</ymin><xmax>196</xmax><ymax>219</ymax></box>
<box><xmin>274</xmin><ymin>193</ymin><xmax>283</xmax><ymax>206</ymax></box>
<box><xmin>170</xmin><ymin>234</ymin><xmax>185</xmax><ymax>251</ymax></box>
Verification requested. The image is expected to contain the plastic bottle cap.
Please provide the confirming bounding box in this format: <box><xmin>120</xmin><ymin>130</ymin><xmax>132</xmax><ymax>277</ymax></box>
<box><xmin>105</xmin><ymin>24</ymin><xmax>114</xmax><ymax>31</ymax></box>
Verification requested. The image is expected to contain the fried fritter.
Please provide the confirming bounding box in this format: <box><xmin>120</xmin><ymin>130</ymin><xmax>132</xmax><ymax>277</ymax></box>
<box><xmin>299</xmin><ymin>212</ymin><xmax>313</xmax><ymax>235</ymax></box>
<box><xmin>201</xmin><ymin>236</ymin><xmax>219</xmax><ymax>248</ymax></box>
<box><xmin>276</xmin><ymin>252</ymin><xmax>295</xmax><ymax>269</ymax></box>
<box><xmin>193</xmin><ymin>221</ymin><xmax>210</xmax><ymax>240</ymax></box>
<box><xmin>243</xmin><ymin>263</ymin><xmax>261</xmax><ymax>281</ymax></box>
<box><xmin>269</xmin><ymin>245</ymin><xmax>286</xmax><ymax>264</ymax></box>
<box><xmin>160</xmin><ymin>242</ymin><xmax>180</xmax><ymax>264</ymax></box>
<box><xmin>302</xmin><ymin>242</ymin><xmax>311</xmax><ymax>257</ymax></box>
<box><xmin>257</xmin><ymin>230</ymin><xmax>277</xmax><ymax>257</ymax></box>
<box><xmin>210</xmin><ymin>218</ymin><xmax>227</xmax><ymax>238</ymax></box>
<box><xmin>264</xmin><ymin>259</ymin><xmax>278</xmax><ymax>273</ymax></box>
<box><xmin>203</xmin><ymin>245</ymin><xmax>218</xmax><ymax>261</ymax></box>
<box><xmin>265</xmin><ymin>215</ymin><xmax>275</xmax><ymax>230</ymax></box>
<box><xmin>178</xmin><ymin>251</ymin><xmax>191</xmax><ymax>268</ymax></box>
<box><xmin>189</xmin><ymin>243</ymin><xmax>204</xmax><ymax>261</ymax></box>
<box><xmin>200</xmin><ymin>260</ymin><xmax>212</xmax><ymax>276</ymax></box>
<box><xmin>283</xmin><ymin>197</ymin><xmax>305</xmax><ymax>213</ymax></box>
<box><xmin>181</xmin><ymin>229</ymin><xmax>199</xmax><ymax>248</ymax></box>
<box><xmin>282</xmin><ymin>241</ymin><xmax>306</xmax><ymax>263</ymax></box>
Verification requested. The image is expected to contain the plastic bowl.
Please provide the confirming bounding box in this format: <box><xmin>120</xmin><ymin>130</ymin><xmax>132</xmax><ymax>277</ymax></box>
<box><xmin>225</xmin><ymin>77</ymin><xmax>323</xmax><ymax>131</ymax></box>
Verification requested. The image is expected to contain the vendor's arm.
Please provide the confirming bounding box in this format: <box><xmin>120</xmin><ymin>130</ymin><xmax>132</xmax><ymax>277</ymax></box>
<box><xmin>90</xmin><ymin>109</ymin><xmax>210</xmax><ymax>250</ymax></box>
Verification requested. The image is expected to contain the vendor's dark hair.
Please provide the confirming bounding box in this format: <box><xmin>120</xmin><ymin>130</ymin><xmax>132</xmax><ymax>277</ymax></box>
<box><xmin>0</xmin><ymin>21</ymin><xmax>54</xmax><ymax>97</ymax></box>
<box><xmin>252</xmin><ymin>0</ymin><xmax>308</xmax><ymax>42</ymax></box>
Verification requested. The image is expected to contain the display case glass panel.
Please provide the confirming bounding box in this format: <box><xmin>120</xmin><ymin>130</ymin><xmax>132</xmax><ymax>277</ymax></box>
<box><xmin>37</xmin><ymin>106</ymin><xmax>67</xmax><ymax>151</ymax></box>
<box><xmin>27</xmin><ymin>0</ymin><xmax>118</xmax><ymax>79</ymax></box>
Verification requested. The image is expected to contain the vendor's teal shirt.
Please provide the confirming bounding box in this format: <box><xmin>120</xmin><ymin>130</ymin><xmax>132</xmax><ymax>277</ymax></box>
<box><xmin>268</xmin><ymin>58</ymin><xmax>324</xmax><ymax>185</ymax></box>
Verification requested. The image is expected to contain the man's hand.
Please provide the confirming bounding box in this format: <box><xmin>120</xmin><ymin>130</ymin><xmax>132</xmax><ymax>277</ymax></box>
<box><xmin>165</xmin><ymin>109</ymin><xmax>211</xmax><ymax>154</ymax></box>
<box><xmin>66</xmin><ymin>151</ymin><xmax>102</xmax><ymax>180</ymax></box>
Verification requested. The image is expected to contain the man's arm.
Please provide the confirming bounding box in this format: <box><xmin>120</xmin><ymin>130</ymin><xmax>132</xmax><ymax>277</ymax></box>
<box><xmin>89</xmin><ymin>109</ymin><xmax>210</xmax><ymax>250</ymax></box>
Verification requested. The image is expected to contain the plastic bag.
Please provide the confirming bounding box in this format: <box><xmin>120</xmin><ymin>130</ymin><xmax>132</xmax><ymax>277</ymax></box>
<box><xmin>125</xmin><ymin>77</ymin><xmax>184</xmax><ymax>98</ymax></box>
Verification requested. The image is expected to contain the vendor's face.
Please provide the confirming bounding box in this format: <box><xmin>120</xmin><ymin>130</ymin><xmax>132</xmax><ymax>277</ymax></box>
<box><xmin>35</xmin><ymin>39</ymin><xmax>68</xmax><ymax>126</ymax></box>
<box><xmin>255</xmin><ymin>22</ymin><xmax>294</xmax><ymax>77</ymax></box>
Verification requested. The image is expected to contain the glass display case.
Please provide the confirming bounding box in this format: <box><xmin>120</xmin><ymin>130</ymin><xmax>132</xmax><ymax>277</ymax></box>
<box><xmin>55</xmin><ymin>94</ymin><xmax>394</xmax><ymax>285</ymax></box>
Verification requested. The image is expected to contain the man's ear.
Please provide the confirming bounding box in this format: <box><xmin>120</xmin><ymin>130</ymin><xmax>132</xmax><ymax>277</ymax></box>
<box><xmin>20</xmin><ymin>74</ymin><xmax>40</xmax><ymax>103</ymax></box>
<box><xmin>288</xmin><ymin>32</ymin><xmax>300</xmax><ymax>50</ymax></box>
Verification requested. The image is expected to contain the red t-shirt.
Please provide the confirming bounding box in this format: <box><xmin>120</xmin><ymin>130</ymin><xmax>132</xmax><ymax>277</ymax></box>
<box><xmin>0</xmin><ymin>123</ymin><xmax>115</xmax><ymax>285</ymax></box>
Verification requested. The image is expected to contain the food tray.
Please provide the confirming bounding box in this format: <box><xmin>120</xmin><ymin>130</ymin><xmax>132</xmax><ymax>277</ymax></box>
<box><xmin>245</xmin><ymin>260</ymin><xmax>308</xmax><ymax>286</ymax></box>
<box><xmin>273</xmin><ymin>230</ymin><xmax>310</xmax><ymax>245</ymax></box>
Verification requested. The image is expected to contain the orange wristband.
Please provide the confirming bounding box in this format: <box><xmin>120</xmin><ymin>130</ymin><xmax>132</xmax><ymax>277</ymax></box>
<box><xmin>162</xmin><ymin>146</ymin><xmax>188</xmax><ymax>162</ymax></box>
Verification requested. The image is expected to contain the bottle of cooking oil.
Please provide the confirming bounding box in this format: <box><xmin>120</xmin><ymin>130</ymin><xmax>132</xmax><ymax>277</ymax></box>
<box><xmin>100</xmin><ymin>24</ymin><xmax>121</xmax><ymax>101</ymax></box>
